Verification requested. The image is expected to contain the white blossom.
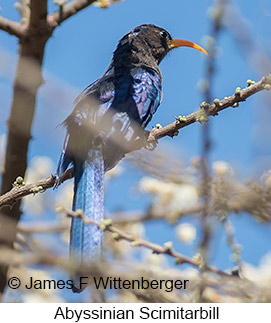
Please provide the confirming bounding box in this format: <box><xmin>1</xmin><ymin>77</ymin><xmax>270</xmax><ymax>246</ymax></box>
<box><xmin>176</xmin><ymin>223</ymin><xmax>197</xmax><ymax>244</ymax></box>
<box><xmin>212</xmin><ymin>160</ymin><xmax>233</xmax><ymax>177</ymax></box>
<box><xmin>139</xmin><ymin>177</ymin><xmax>198</xmax><ymax>214</ymax></box>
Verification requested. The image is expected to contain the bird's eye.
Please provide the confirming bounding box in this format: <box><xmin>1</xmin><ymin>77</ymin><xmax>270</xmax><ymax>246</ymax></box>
<box><xmin>160</xmin><ymin>30</ymin><xmax>168</xmax><ymax>39</ymax></box>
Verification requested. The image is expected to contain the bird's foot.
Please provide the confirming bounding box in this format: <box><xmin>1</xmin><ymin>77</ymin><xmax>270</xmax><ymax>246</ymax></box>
<box><xmin>53</xmin><ymin>174</ymin><xmax>62</xmax><ymax>189</ymax></box>
<box><xmin>53</xmin><ymin>168</ymin><xmax>74</xmax><ymax>189</ymax></box>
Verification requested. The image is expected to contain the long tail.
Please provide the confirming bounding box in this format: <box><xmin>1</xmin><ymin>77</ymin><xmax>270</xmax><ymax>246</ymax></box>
<box><xmin>70</xmin><ymin>148</ymin><xmax>104</xmax><ymax>292</ymax></box>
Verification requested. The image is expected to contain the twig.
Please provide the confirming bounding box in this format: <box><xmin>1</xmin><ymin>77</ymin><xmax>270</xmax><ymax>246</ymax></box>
<box><xmin>18</xmin><ymin>223</ymin><xmax>68</xmax><ymax>234</ymax></box>
<box><xmin>48</xmin><ymin>0</ymin><xmax>97</xmax><ymax>28</ymax></box>
<box><xmin>147</xmin><ymin>75</ymin><xmax>271</xmax><ymax>142</ymax></box>
<box><xmin>58</xmin><ymin>207</ymin><xmax>232</xmax><ymax>278</ymax></box>
<box><xmin>222</xmin><ymin>217</ymin><xmax>243</xmax><ymax>275</ymax></box>
<box><xmin>0</xmin><ymin>168</ymin><xmax>73</xmax><ymax>209</ymax></box>
<box><xmin>114</xmin><ymin>205</ymin><xmax>202</xmax><ymax>225</ymax></box>
<box><xmin>224</xmin><ymin>2</ymin><xmax>271</xmax><ymax>75</ymax></box>
<box><xmin>16</xmin><ymin>205</ymin><xmax>201</xmax><ymax>234</ymax></box>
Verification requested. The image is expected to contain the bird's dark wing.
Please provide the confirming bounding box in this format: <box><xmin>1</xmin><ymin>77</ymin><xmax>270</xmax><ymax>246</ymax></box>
<box><xmin>130</xmin><ymin>67</ymin><xmax>162</xmax><ymax>127</ymax></box>
<box><xmin>56</xmin><ymin>67</ymin><xmax>162</xmax><ymax>178</ymax></box>
<box><xmin>71</xmin><ymin>66</ymin><xmax>162</xmax><ymax>126</ymax></box>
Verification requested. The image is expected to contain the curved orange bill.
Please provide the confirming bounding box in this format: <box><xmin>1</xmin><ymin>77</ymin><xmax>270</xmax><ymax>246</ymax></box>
<box><xmin>168</xmin><ymin>39</ymin><xmax>208</xmax><ymax>56</ymax></box>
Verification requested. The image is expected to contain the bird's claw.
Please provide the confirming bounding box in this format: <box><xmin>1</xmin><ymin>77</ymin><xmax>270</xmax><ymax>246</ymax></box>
<box><xmin>53</xmin><ymin>174</ymin><xmax>62</xmax><ymax>189</ymax></box>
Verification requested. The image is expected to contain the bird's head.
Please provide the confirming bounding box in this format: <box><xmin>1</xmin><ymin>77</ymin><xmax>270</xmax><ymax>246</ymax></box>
<box><xmin>112</xmin><ymin>24</ymin><xmax>208</xmax><ymax>69</ymax></box>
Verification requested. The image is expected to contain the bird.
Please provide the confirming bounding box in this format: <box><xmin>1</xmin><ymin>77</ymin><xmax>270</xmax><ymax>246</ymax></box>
<box><xmin>55</xmin><ymin>24</ymin><xmax>207</xmax><ymax>292</ymax></box>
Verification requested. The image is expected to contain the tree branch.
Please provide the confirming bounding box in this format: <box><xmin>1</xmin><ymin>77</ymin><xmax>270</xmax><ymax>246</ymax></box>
<box><xmin>0</xmin><ymin>0</ymin><xmax>50</xmax><ymax>294</ymax></box>
<box><xmin>0</xmin><ymin>76</ymin><xmax>270</xmax><ymax>210</ymax></box>
<box><xmin>0</xmin><ymin>16</ymin><xmax>25</xmax><ymax>38</ymax></box>
<box><xmin>58</xmin><ymin>207</ymin><xmax>231</xmax><ymax>278</ymax></box>
<box><xmin>48</xmin><ymin>0</ymin><xmax>97</xmax><ymax>28</ymax></box>
<box><xmin>147</xmin><ymin>75</ymin><xmax>271</xmax><ymax>142</ymax></box>
<box><xmin>0</xmin><ymin>169</ymin><xmax>73</xmax><ymax>209</ymax></box>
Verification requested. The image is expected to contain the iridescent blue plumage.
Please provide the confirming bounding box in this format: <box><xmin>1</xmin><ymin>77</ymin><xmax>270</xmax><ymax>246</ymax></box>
<box><xmin>55</xmin><ymin>24</ymin><xmax>173</xmax><ymax>292</ymax></box>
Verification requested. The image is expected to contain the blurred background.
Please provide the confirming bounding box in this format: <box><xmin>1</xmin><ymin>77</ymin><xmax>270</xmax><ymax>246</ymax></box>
<box><xmin>0</xmin><ymin>0</ymin><xmax>270</xmax><ymax>302</ymax></box>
